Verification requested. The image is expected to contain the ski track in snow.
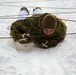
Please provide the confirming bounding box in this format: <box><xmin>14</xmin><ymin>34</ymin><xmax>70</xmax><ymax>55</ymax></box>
<box><xmin>0</xmin><ymin>0</ymin><xmax>76</xmax><ymax>75</ymax></box>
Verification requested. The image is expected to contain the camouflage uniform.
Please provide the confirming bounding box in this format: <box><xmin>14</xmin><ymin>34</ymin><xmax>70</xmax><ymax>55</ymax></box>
<box><xmin>10</xmin><ymin>13</ymin><xmax>67</xmax><ymax>49</ymax></box>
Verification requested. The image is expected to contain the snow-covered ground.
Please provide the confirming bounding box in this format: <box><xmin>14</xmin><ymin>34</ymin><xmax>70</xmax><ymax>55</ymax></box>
<box><xmin>0</xmin><ymin>0</ymin><xmax>76</xmax><ymax>75</ymax></box>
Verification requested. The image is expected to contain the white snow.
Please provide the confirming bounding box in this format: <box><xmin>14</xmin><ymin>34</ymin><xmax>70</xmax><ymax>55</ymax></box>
<box><xmin>0</xmin><ymin>0</ymin><xmax>76</xmax><ymax>75</ymax></box>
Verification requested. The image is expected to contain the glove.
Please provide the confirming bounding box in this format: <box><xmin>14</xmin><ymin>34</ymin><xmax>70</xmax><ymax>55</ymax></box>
<box><xmin>41</xmin><ymin>40</ymin><xmax>48</xmax><ymax>48</ymax></box>
<box><xmin>19</xmin><ymin>33</ymin><xmax>32</xmax><ymax>44</ymax></box>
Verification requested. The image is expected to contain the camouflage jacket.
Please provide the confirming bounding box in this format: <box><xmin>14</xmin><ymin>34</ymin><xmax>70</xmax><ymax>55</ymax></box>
<box><xmin>10</xmin><ymin>13</ymin><xmax>67</xmax><ymax>48</ymax></box>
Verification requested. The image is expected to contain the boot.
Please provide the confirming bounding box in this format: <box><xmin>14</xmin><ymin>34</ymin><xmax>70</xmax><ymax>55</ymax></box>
<box><xmin>18</xmin><ymin>7</ymin><xmax>29</xmax><ymax>19</ymax></box>
<box><xmin>33</xmin><ymin>7</ymin><xmax>42</xmax><ymax>15</ymax></box>
<box><xmin>20</xmin><ymin>7</ymin><xmax>29</xmax><ymax>15</ymax></box>
<box><xmin>33</xmin><ymin>7</ymin><xmax>42</xmax><ymax>12</ymax></box>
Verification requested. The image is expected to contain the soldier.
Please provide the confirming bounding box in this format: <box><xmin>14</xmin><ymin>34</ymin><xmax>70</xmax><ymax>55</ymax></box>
<box><xmin>10</xmin><ymin>7</ymin><xmax>67</xmax><ymax>49</ymax></box>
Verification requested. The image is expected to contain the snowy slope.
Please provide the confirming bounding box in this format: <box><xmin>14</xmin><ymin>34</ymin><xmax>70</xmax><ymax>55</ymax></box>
<box><xmin>0</xmin><ymin>0</ymin><xmax>76</xmax><ymax>75</ymax></box>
